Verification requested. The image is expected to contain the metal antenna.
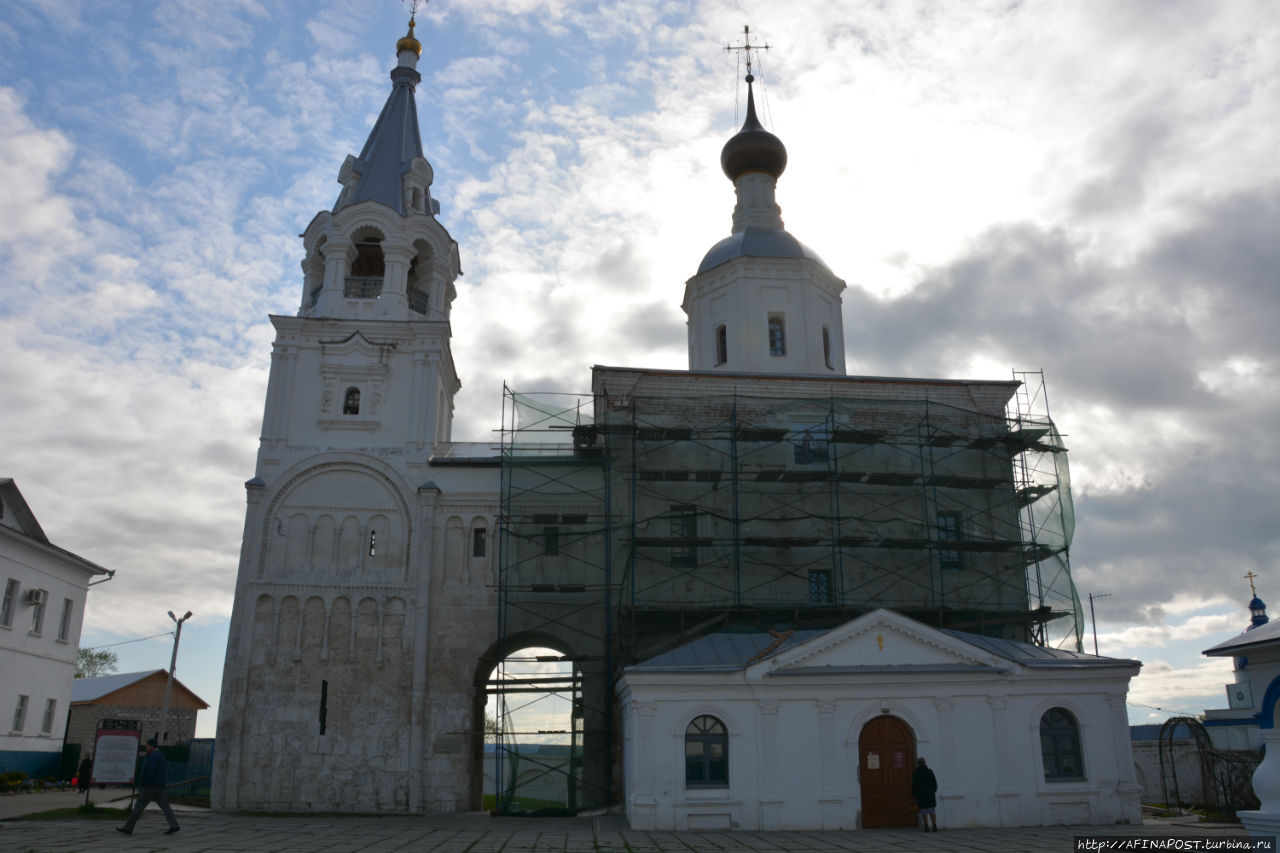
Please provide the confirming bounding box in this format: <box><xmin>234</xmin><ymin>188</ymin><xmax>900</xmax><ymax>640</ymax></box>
<box><xmin>1088</xmin><ymin>591</ymin><xmax>1112</xmax><ymax>656</ymax></box>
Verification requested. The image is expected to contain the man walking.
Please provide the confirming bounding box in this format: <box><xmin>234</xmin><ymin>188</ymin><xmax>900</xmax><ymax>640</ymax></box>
<box><xmin>118</xmin><ymin>738</ymin><xmax>180</xmax><ymax>835</ymax></box>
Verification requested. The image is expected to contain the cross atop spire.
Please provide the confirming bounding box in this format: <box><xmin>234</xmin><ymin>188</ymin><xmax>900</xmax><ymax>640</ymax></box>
<box><xmin>725</xmin><ymin>25</ymin><xmax>770</xmax><ymax>81</ymax></box>
<box><xmin>1246</xmin><ymin>571</ymin><xmax>1259</xmax><ymax>597</ymax></box>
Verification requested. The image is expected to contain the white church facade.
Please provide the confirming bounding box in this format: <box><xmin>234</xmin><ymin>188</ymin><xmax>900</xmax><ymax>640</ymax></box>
<box><xmin>619</xmin><ymin>609</ymin><xmax>1140</xmax><ymax>831</ymax></box>
<box><xmin>213</xmin><ymin>16</ymin><xmax>1142</xmax><ymax>828</ymax></box>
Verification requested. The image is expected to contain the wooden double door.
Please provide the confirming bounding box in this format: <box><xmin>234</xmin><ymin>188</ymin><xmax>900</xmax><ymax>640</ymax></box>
<box><xmin>858</xmin><ymin>715</ymin><xmax>917</xmax><ymax>828</ymax></box>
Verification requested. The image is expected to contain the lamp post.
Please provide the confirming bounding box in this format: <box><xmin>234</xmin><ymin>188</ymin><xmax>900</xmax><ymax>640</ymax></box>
<box><xmin>158</xmin><ymin>610</ymin><xmax>192</xmax><ymax>744</ymax></box>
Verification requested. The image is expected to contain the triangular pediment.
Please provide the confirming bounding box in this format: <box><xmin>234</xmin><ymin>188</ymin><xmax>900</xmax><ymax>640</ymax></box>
<box><xmin>755</xmin><ymin>609</ymin><xmax>1008</xmax><ymax>675</ymax></box>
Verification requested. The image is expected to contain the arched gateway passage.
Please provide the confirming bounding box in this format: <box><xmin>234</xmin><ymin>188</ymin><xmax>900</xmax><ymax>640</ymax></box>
<box><xmin>471</xmin><ymin>638</ymin><xmax>609</xmax><ymax>814</ymax></box>
<box><xmin>859</xmin><ymin>715</ymin><xmax>917</xmax><ymax>828</ymax></box>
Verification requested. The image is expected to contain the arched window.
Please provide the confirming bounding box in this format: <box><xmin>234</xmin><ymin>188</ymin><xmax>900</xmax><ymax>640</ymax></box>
<box><xmin>343</xmin><ymin>387</ymin><xmax>361</xmax><ymax>415</ymax></box>
<box><xmin>822</xmin><ymin>326</ymin><xmax>832</xmax><ymax>369</ymax></box>
<box><xmin>685</xmin><ymin>715</ymin><xmax>728</xmax><ymax>786</ymax></box>
<box><xmin>1040</xmin><ymin>707</ymin><xmax>1084</xmax><ymax>780</ymax></box>
<box><xmin>715</xmin><ymin>324</ymin><xmax>728</xmax><ymax>365</ymax></box>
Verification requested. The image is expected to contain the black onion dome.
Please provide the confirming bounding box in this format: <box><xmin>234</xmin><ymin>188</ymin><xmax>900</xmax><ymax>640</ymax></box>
<box><xmin>720</xmin><ymin>75</ymin><xmax>787</xmax><ymax>181</ymax></box>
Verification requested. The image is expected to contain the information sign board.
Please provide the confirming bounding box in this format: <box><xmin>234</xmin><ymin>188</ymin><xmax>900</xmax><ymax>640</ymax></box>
<box><xmin>91</xmin><ymin>727</ymin><xmax>142</xmax><ymax>785</ymax></box>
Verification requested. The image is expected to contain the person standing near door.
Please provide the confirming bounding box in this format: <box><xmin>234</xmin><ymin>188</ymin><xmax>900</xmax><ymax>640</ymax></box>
<box><xmin>912</xmin><ymin>756</ymin><xmax>939</xmax><ymax>831</ymax></box>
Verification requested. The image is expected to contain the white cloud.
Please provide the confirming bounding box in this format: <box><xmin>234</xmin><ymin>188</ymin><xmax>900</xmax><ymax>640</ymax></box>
<box><xmin>0</xmin><ymin>88</ymin><xmax>77</xmax><ymax>244</ymax></box>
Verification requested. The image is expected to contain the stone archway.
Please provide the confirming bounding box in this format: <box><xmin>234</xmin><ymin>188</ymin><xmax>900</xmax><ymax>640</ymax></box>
<box><xmin>470</xmin><ymin>633</ymin><xmax>584</xmax><ymax>812</ymax></box>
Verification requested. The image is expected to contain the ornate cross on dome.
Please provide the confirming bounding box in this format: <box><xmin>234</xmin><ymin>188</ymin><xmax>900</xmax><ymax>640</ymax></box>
<box><xmin>1246</xmin><ymin>570</ymin><xmax>1259</xmax><ymax>597</ymax></box>
<box><xmin>725</xmin><ymin>25</ymin><xmax>770</xmax><ymax>80</ymax></box>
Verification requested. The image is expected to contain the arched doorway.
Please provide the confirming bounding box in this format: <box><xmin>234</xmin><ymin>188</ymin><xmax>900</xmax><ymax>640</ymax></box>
<box><xmin>473</xmin><ymin>642</ymin><xmax>582</xmax><ymax>814</ymax></box>
<box><xmin>859</xmin><ymin>715</ymin><xmax>917</xmax><ymax>828</ymax></box>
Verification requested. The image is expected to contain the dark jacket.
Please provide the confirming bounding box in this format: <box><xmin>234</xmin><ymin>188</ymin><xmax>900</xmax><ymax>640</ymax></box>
<box><xmin>911</xmin><ymin>764</ymin><xmax>938</xmax><ymax>808</ymax></box>
<box><xmin>139</xmin><ymin>749</ymin><xmax>167</xmax><ymax>788</ymax></box>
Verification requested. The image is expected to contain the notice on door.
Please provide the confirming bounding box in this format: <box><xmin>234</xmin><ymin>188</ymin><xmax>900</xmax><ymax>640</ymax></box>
<box><xmin>893</xmin><ymin>750</ymin><xmax>907</xmax><ymax>768</ymax></box>
<box><xmin>866</xmin><ymin>751</ymin><xmax>880</xmax><ymax>769</ymax></box>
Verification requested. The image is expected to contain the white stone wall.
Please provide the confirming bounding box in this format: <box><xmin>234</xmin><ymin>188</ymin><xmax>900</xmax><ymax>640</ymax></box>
<box><xmin>1</xmin><ymin>505</ymin><xmax>98</xmax><ymax>758</ymax></box>
<box><xmin>214</xmin><ymin>457</ymin><xmax>499</xmax><ymax>812</ymax></box>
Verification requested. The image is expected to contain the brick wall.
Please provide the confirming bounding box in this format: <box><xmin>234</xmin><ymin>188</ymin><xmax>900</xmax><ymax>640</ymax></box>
<box><xmin>66</xmin><ymin>704</ymin><xmax>199</xmax><ymax>761</ymax></box>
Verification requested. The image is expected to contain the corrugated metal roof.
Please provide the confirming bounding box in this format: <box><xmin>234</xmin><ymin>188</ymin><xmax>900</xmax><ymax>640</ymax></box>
<box><xmin>629</xmin><ymin>630</ymin><xmax>825</xmax><ymax>671</ymax></box>
<box><xmin>70</xmin><ymin>670</ymin><xmax>165</xmax><ymax>703</ymax></box>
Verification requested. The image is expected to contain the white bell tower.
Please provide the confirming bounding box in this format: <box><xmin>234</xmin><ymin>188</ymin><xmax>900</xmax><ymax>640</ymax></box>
<box><xmin>214</xmin><ymin>13</ymin><xmax>496</xmax><ymax>814</ymax></box>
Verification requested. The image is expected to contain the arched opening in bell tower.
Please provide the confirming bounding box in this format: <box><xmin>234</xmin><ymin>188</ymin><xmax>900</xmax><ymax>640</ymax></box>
<box><xmin>407</xmin><ymin>239</ymin><xmax>434</xmax><ymax>316</ymax></box>
<box><xmin>345</xmin><ymin>227</ymin><xmax>386</xmax><ymax>299</ymax></box>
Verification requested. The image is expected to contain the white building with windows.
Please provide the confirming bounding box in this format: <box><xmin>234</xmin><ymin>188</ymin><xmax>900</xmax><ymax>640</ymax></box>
<box><xmin>618</xmin><ymin>609</ymin><xmax>1143</xmax><ymax>831</ymax></box>
<box><xmin>0</xmin><ymin>479</ymin><xmax>110</xmax><ymax>776</ymax></box>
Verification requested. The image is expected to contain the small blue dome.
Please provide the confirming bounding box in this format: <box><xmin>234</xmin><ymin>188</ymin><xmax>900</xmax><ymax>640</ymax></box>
<box><xmin>1248</xmin><ymin>594</ymin><xmax>1269</xmax><ymax>630</ymax></box>
<box><xmin>697</xmin><ymin>226</ymin><xmax>831</xmax><ymax>275</ymax></box>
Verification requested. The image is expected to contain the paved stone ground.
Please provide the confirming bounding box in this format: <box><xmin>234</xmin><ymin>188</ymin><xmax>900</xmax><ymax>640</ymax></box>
<box><xmin>0</xmin><ymin>804</ymin><xmax>1254</xmax><ymax>853</ymax></box>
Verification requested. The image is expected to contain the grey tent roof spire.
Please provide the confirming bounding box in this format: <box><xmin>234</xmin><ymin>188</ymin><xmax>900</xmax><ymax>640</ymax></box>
<box><xmin>333</xmin><ymin>15</ymin><xmax>428</xmax><ymax>215</ymax></box>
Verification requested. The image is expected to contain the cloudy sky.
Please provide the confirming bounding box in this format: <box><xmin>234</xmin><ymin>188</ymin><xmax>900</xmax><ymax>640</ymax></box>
<box><xmin>2</xmin><ymin>0</ymin><xmax>1276</xmax><ymax>737</ymax></box>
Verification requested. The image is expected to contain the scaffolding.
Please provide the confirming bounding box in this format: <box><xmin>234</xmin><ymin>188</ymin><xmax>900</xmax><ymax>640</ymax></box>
<box><xmin>492</xmin><ymin>370</ymin><xmax>1081</xmax><ymax>812</ymax></box>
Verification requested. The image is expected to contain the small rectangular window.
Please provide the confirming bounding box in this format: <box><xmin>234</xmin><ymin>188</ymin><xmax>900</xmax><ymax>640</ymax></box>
<box><xmin>41</xmin><ymin>699</ymin><xmax>56</xmax><ymax>734</ymax></box>
<box><xmin>822</xmin><ymin>326</ymin><xmax>833</xmax><ymax>369</ymax></box>
<box><xmin>472</xmin><ymin>528</ymin><xmax>487</xmax><ymax>558</ymax></box>
<box><xmin>12</xmin><ymin>695</ymin><xmax>28</xmax><ymax>732</ymax></box>
<box><xmin>714</xmin><ymin>324</ymin><xmax>728</xmax><ymax>366</ymax></box>
<box><xmin>0</xmin><ymin>579</ymin><xmax>17</xmax><ymax>628</ymax></box>
<box><xmin>768</xmin><ymin>314</ymin><xmax>786</xmax><ymax>356</ymax></box>
<box><xmin>543</xmin><ymin>526</ymin><xmax>560</xmax><ymax>556</ymax></box>
<box><xmin>937</xmin><ymin>512</ymin><xmax>962</xmax><ymax>570</ymax></box>
<box><xmin>319</xmin><ymin>680</ymin><xmax>328</xmax><ymax>736</ymax></box>
<box><xmin>808</xmin><ymin>570</ymin><xmax>832</xmax><ymax>603</ymax></box>
<box><xmin>58</xmin><ymin>598</ymin><xmax>73</xmax><ymax>642</ymax></box>
<box><xmin>369</xmin><ymin>530</ymin><xmax>377</xmax><ymax>556</ymax></box>
<box><xmin>670</xmin><ymin>505</ymin><xmax>698</xmax><ymax>568</ymax></box>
